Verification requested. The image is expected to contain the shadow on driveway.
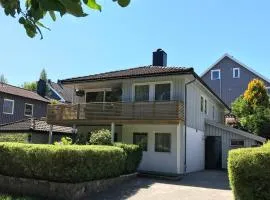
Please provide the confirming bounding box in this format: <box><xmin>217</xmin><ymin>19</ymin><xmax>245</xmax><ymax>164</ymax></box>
<box><xmin>89</xmin><ymin>170</ymin><xmax>232</xmax><ymax>200</ymax></box>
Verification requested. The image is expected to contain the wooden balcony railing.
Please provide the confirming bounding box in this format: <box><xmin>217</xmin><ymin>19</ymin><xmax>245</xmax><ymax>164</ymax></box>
<box><xmin>47</xmin><ymin>101</ymin><xmax>184</xmax><ymax>125</ymax></box>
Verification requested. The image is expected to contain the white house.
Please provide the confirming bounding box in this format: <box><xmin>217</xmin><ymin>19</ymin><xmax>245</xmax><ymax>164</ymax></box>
<box><xmin>47</xmin><ymin>49</ymin><xmax>266</xmax><ymax>174</ymax></box>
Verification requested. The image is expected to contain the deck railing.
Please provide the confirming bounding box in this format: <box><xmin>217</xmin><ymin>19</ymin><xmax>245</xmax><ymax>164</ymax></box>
<box><xmin>47</xmin><ymin>101</ymin><xmax>184</xmax><ymax>124</ymax></box>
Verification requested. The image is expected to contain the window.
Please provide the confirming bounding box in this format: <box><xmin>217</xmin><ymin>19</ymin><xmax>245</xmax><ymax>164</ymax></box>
<box><xmin>201</xmin><ymin>96</ymin><xmax>204</xmax><ymax>112</ymax></box>
<box><xmin>233</xmin><ymin>68</ymin><xmax>240</xmax><ymax>78</ymax></box>
<box><xmin>134</xmin><ymin>85</ymin><xmax>149</xmax><ymax>102</ymax></box>
<box><xmin>3</xmin><ymin>99</ymin><xmax>14</xmax><ymax>114</ymax></box>
<box><xmin>266</xmin><ymin>87</ymin><xmax>270</xmax><ymax>95</ymax></box>
<box><xmin>204</xmin><ymin>99</ymin><xmax>208</xmax><ymax>114</ymax></box>
<box><xmin>155</xmin><ymin>133</ymin><xmax>171</xmax><ymax>152</ymax></box>
<box><xmin>24</xmin><ymin>103</ymin><xmax>33</xmax><ymax>117</ymax></box>
<box><xmin>133</xmin><ymin>133</ymin><xmax>148</xmax><ymax>151</ymax></box>
<box><xmin>155</xmin><ymin>83</ymin><xmax>171</xmax><ymax>101</ymax></box>
<box><xmin>231</xmin><ymin>140</ymin><xmax>244</xmax><ymax>147</ymax></box>
<box><xmin>86</xmin><ymin>91</ymin><xmax>104</xmax><ymax>102</ymax></box>
<box><xmin>211</xmin><ymin>69</ymin><xmax>221</xmax><ymax>80</ymax></box>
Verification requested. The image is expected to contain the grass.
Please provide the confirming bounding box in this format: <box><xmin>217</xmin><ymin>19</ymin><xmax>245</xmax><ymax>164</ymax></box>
<box><xmin>0</xmin><ymin>194</ymin><xmax>40</xmax><ymax>200</ymax></box>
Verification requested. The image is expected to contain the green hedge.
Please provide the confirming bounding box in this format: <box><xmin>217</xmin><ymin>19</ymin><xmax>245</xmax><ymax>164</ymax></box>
<box><xmin>228</xmin><ymin>143</ymin><xmax>270</xmax><ymax>200</ymax></box>
<box><xmin>115</xmin><ymin>143</ymin><xmax>142</xmax><ymax>174</ymax></box>
<box><xmin>0</xmin><ymin>133</ymin><xmax>29</xmax><ymax>143</ymax></box>
<box><xmin>0</xmin><ymin>142</ymin><xmax>126</xmax><ymax>183</ymax></box>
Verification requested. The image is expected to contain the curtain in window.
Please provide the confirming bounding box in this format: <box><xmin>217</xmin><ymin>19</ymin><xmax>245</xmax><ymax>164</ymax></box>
<box><xmin>155</xmin><ymin>84</ymin><xmax>171</xmax><ymax>101</ymax></box>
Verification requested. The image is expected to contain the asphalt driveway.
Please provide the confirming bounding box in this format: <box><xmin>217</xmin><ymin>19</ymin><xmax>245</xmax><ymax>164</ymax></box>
<box><xmin>90</xmin><ymin>170</ymin><xmax>233</xmax><ymax>200</ymax></box>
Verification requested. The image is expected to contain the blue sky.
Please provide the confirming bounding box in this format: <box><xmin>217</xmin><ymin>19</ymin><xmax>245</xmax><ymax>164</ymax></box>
<box><xmin>1</xmin><ymin>0</ymin><xmax>270</xmax><ymax>86</ymax></box>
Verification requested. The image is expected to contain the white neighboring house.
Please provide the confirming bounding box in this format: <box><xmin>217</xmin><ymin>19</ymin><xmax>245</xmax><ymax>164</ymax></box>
<box><xmin>47</xmin><ymin>49</ymin><xmax>266</xmax><ymax>174</ymax></box>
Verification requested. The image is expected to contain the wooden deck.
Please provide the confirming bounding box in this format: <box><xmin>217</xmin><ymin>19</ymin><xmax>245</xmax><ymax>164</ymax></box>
<box><xmin>47</xmin><ymin>101</ymin><xmax>184</xmax><ymax>125</ymax></box>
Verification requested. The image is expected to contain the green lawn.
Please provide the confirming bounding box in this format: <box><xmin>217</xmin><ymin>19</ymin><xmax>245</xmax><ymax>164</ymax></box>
<box><xmin>0</xmin><ymin>195</ymin><xmax>40</xmax><ymax>200</ymax></box>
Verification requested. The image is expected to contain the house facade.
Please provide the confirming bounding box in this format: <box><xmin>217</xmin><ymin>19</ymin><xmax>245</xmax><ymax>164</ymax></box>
<box><xmin>201</xmin><ymin>54</ymin><xmax>270</xmax><ymax>107</ymax></box>
<box><xmin>0</xmin><ymin>83</ymin><xmax>49</xmax><ymax>125</ymax></box>
<box><xmin>47</xmin><ymin>50</ymin><xmax>265</xmax><ymax>174</ymax></box>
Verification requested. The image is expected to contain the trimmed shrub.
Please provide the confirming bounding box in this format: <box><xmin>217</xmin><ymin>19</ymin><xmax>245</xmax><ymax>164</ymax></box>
<box><xmin>115</xmin><ymin>143</ymin><xmax>142</xmax><ymax>174</ymax></box>
<box><xmin>0</xmin><ymin>133</ymin><xmax>29</xmax><ymax>143</ymax></box>
<box><xmin>89</xmin><ymin>129</ymin><xmax>112</xmax><ymax>145</ymax></box>
<box><xmin>228</xmin><ymin>144</ymin><xmax>270</xmax><ymax>200</ymax></box>
<box><xmin>54</xmin><ymin>136</ymin><xmax>73</xmax><ymax>145</ymax></box>
<box><xmin>0</xmin><ymin>142</ymin><xmax>126</xmax><ymax>183</ymax></box>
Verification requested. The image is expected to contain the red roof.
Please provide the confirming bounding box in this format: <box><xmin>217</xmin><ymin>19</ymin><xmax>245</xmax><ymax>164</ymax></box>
<box><xmin>61</xmin><ymin>66</ymin><xmax>194</xmax><ymax>84</ymax></box>
<box><xmin>0</xmin><ymin>83</ymin><xmax>49</xmax><ymax>103</ymax></box>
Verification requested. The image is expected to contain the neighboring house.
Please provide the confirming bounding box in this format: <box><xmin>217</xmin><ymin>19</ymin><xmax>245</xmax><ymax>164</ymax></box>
<box><xmin>0</xmin><ymin>83</ymin><xmax>49</xmax><ymax>125</ymax></box>
<box><xmin>47</xmin><ymin>49</ymin><xmax>265</xmax><ymax>174</ymax></box>
<box><xmin>47</xmin><ymin>79</ymin><xmax>74</xmax><ymax>103</ymax></box>
<box><xmin>201</xmin><ymin>53</ymin><xmax>270</xmax><ymax>107</ymax></box>
<box><xmin>0</xmin><ymin>118</ymin><xmax>73</xmax><ymax>144</ymax></box>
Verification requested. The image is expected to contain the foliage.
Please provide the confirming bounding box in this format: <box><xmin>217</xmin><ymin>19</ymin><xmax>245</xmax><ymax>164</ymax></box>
<box><xmin>50</xmin><ymin>99</ymin><xmax>60</xmax><ymax>105</ymax></box>
<box><xmin>0</xmin><ymin>142</ymin><xmax>126</xmax><ymax>183</ymax></box>
<box><xmin>89</xmin><ymin>129</ymin><xmax>112</xmax><ymax>145</ymax></box>
<box><xmin>74</xmin><ymin>131</ymin><xmax>90</xmax><ymax>145</ymax></box>
<box><xmin>39</xmin><ymin>69</ymin><xmax>47</xmax><ymax>81</ymax></box>
<box><xmin>0</xmin><ymin>194</ymin><xmax>39</xmax><ymax>200</ymax></box>
<box><xmin>0</xmin><ymin>133</ymin><xmax>29</xmax><ymax>143</ymax></box>
<box><xmin>228</xmin><ymin>143</ymin><xmax>270</xmax><ymax>200</ymax></box>
<box><xmin>232</xmin><ymin>79</ymin><xmax>270</xmax><ymax>136</ymax></box>
<box><xmin>54</xmin><ymin>136</ymin><xmax>73</xmax><ymax>145</ymax></box>
<box><xmin>0</xmin><ymin>74</ymin><xmax>7</xmax><ymax>84</ymax></box>
<box><xmin>22</xmin><ymin>82</ymin><xmax>37</xmax><ymax>91</ymax></box>
<box><xmin>243</xmin><ymin>79</ymin><xmax>269</xmax><ymax>109</ymax></box>
<box><xmin>0</xmin><ymin>0</ymin><xmax>131</xmax><ymax>39</ymax></box>
<box><xmin>114</xmin><ymin>143</ymin><xmax>142</xmax><ymax>174</ymax></box>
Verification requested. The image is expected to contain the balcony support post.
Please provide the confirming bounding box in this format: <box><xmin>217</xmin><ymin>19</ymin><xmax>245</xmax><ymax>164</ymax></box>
<box><xmin>111</xmin><ymin>122</ymin><xmax>115</xmax><ymax>143</ymax></box>
<box><xmin>48</xmin><ymin>125</ymin><xmax>53</xmax><ymax>144</ymax></box>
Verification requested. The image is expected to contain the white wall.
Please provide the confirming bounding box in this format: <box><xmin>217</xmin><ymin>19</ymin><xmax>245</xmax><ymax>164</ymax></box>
<box><xmin>186</xmin><ymin>127</ymin><xmax>205</xmax><ymax>173</ymax></box>
<box><xmin>122</xmin><ymin>124</ymin><xmax>180</xmax><ymax>174</ymax></box>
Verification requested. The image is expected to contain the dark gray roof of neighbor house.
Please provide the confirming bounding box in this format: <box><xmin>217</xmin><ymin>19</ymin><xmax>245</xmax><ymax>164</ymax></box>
<box><xmin>0</xmin><ymin>118</ymin><xmax>73</xmax><ymax>134</ymax></box>
<box><xmin>47</xmin><ymin>80</ymin><xmax>74</xmax><ymax>103</ymax></box>
<box><xmin>0</xmin><ymin>83</ymin><xmax>49</xmax><ymax>103</ymax></box>
<box><xmin>61</xmin><ymin>66</ymin><xmax>194</xmax><ymax>84</ymax></box>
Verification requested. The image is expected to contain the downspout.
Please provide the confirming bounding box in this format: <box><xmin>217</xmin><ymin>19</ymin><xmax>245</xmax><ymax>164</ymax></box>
<box><xmin>184</xmin><ymin>76</ymin><xmax>196</xmax><ymax>173</ymax></box>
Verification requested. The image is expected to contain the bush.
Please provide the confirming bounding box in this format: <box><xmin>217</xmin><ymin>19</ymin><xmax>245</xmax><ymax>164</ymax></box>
<box><xmin>89</xmin><ymin>129</ymin><xmax>112</xmax><ymax>145</ymax></box>
<box><xmin>0</xmin><ymin>133</ymin><xmax>29</xmax><ymax>143</ymax></box>
<box><xmin>0</xmin><ymin>142</ymin><xmax>126</xmax><ymax>183</ymax></box>
<box><xmin>114</xmin><ymin>143</ymin><xmax>142</xmax><ymax>174</ymax></box>
<box><xmin>228</xmin><ymin>143</ymin><xmax>270</xmax><ymax>200</ymax></box>
<box><xmin>54</xmin><ymin>136</ymin><xmax>73</xmax><ymax>145</ymax></box>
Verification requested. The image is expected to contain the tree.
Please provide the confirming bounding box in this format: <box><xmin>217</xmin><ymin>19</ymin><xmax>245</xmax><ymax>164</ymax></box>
<box><xmin>232</xmin><ymin>79</ymin><xmax>270</xmax><ymax>136</ymax></box>
<box><xmin>22</xmin><ymin>81</ymin><xmax>37</xmax><ymax>91</ymax></box>
<box><xmin>0</xmin><ymin>0</ymin><xmax>130</xmax><ymax>39</ymax></box>
<box><xmin>40</xmin><ymin>68</ymin><xmax>47</xmax><ymax>81</ymax></box>
<box><xmin>0</xmin><ymin>74</ymin><xmax>8</xmax><ymax>83</ymax></box>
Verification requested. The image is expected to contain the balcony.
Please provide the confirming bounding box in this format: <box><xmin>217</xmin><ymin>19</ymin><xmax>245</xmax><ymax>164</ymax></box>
<box><xmin>47</xmin><ymin>101</ymin><xmax>184</xmax><ymax>125</ymax></box>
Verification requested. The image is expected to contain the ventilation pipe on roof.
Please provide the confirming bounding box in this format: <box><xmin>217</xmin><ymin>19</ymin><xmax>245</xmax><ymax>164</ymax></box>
<box><xmin>152</xmin><ymin>49</ymin><xmax>167</xmax><ymax>66</ymax></box>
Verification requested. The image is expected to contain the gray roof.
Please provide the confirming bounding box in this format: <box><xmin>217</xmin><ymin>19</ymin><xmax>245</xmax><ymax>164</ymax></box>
<box><xmin>48</xmin><ymin>80</ymin><xmax>74</xmax><ymax>103</ymax></box>
<box><xmin>0</xmin><ymin>118</ymin><xmax>73</xmax><ymax>134</ymax></box>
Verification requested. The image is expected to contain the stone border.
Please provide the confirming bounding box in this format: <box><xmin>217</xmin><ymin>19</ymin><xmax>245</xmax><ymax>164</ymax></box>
<box><xmin>0</xmin><ymin>173</ymin><xmax>137</xmax><ymax>200</ymax></box>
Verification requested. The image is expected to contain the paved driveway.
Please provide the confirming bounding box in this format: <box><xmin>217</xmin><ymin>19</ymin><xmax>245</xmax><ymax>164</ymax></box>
<box><xmin>91</xmin><ymin>170</ymin><xmax>233</xmax><ymax>200</ymax></box>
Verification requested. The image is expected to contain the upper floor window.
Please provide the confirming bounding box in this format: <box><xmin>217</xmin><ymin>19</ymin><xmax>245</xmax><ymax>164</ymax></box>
<box><xmin>86</xmin><ymin>91</ymin><xmax>104</xmax><ymax>102</ymax></box>
<box><xmin>212</xmin><ymin>105</ymin><xmax>215</xmax><ymax>119</ymax></box>
<box><xmin>211</xmin><ymin>69</ymin><xmax>220</xmax><ymax>80</ymax></box>
<box><xmin>135</xmin><ymin>85</ymin><xmax>149</xmax><ymax>102</ymax></box>
<box><xmin>233</xmin><ymin>68</ymin><xmax>240</xmax><ymax>78</ymax></box>
<box><xmin>24</xmin><ymin>103</ymin><xmax>34</xmax><ymax>117</ymax></box>
<box><xmin>204</xmin><ymin>99</ymin><xmax>208</xmax><ymax>114</ymax></box>
<box><xmin>200</xmin><ymin>96</ymin><xmax>204</xmax><ymax>112</ymax></box>
<box><xmin>155</xmin><ymin>83</ymin><xmax>171</xmax><ymax>101</ymax></box>
<box><xmin>266</xmin><ymin>87</ymin><xmax>270</xmax><ymax>95</ymax></box>
<box><xmin>3</xmin><ymin>99</ymin><xmax>14</xmax><ymax>115</ymax></box>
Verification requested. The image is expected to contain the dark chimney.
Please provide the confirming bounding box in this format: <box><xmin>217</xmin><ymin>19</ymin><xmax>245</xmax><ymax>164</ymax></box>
<box><xmin>152</xmin><ymin>49</ymin><xmax>167</xmax><ymax>66</ymax></box>
<box><xmin>37</xmin><ymin>79</ymin><xmax>46</xmax><ymax>97</ymax></box>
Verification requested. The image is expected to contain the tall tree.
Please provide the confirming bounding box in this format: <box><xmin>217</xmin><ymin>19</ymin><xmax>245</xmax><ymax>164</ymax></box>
<box><xmin>232</xmin><ymin>79</ymin><xmax>270</xmax><ymax>136</ymax></box>
<box><xmin>0</xmin><ymin>74</ymin><xmax>8</xmax><ymax>83</ymax></box>
<box><xmin>0</xmin><ymin>0</ymin><xmax>130</xmax><ymax>39</ymax></box>
<box><xmin>40</xmin><ymin>69</ymin><xmax>47</xmax><ymax>81</ymax></box>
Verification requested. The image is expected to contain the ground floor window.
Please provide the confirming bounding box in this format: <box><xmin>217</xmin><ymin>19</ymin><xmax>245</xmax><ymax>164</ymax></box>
<box><xmin>230</xmin><ymin>139</ymin><xmax>244</xmax><ymax>147</ymax></box>
<box><xmin>133</xmin><ymin>132</ymin><xmax>148</xmax><ymax>151</ymax></box>
<box><xmin>155</xmin><ymin>133</ymin><xmax>171</xmax><ymax>152</ymax></box>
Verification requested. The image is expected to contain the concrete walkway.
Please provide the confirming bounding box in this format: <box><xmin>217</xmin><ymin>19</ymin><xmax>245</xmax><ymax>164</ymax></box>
<box><xmin>90</xmin><ymin>170</ymin><xmax>233</xmax><ymax>200</ymax></box>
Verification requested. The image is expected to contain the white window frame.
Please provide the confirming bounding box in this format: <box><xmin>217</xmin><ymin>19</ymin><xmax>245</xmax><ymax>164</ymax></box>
<box><xmin>266</xmin><ymin>87</ymin><xmax>270</xmax><ymax>95</ymax></box>
<box><xmin>3</xmin><ymin>99</ymin><xmax>14</xmax><ymax>115</ymax></box>
<box><xmin>24</xmin><ymin>103</ymin><xmax>34</xmax><ymax>117</ymax></box>
<box><xmin>211</xmin><ymin>69</ymin><xmax>221</xmax><ymax>80</ymax></box>
<box><xmin>233</xmin><ymin>68</ymin><xmax>240</xmax><ymax>78</ymax></box>
<box><xmin>84</xmin><ymin>88</ymin><xmax>112</xmax><ymax>103</ymax></box>
<box><xmin>132</xmin><ymin>81</ymin><xmax>173</xmax><ymax>102</ymax></box>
